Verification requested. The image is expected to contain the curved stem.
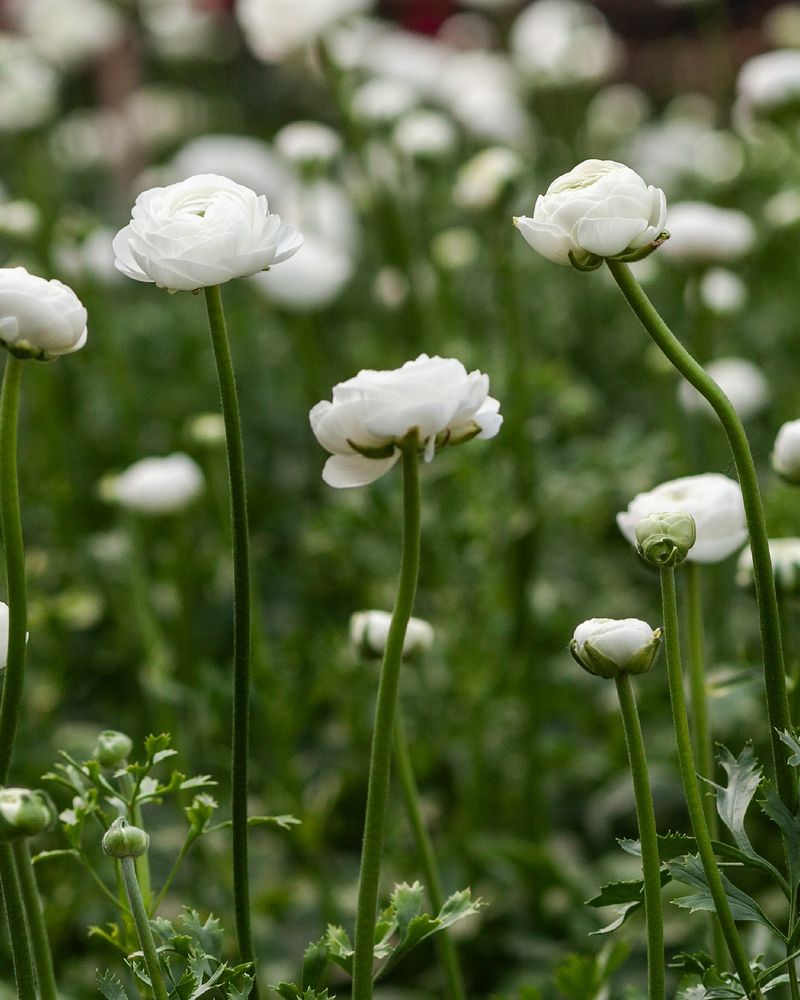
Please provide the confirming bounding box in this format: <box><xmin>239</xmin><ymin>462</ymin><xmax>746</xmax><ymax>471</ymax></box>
<box><xmin>352</xmin><ymin>446</ymin><xmax>422</xmax><ymax>1000</ymax></box>
<box><xmin>660</xmin><ymin>566</ymin><xmax>761</xmax><ymax>997</ymax></box>
<box><xmin>394</xmin><ymin>713</ymin><xmax>466</xmax><ymax>1000</ymax></box>
<box><xmin>0</xmin><ymin>841</ymin><xmax>35</xmax><ymax>998</ymax></box>
<box><xmin>121</xmin><ymin>856</ymin><xmax>169</xmax><ymax>1000</ymax></box>
<box><xmin>12</xmin><ymin>838</ymin><xmax>57</xmax><ymax>1000</ymax></box>
<box><xmin>204</xmin><ymin>285</ymin><xmax>257</xmax><ymax>993</ymax></box>
<box><xmin>613</xmin><ymin>673</ymin><xmax>665</xmax><ymax>1000</ymax></box>
<box><xmin>607</xmin><ymin>260</ymin><xmax>795</xmax><ymax>812</ymax></box>
<box><xmin>0</xmin><ymin>355</ymin><xmax>26</xmax><ymax>784</ymax></box>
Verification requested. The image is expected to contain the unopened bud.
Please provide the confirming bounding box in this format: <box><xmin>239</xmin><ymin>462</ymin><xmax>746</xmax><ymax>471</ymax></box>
<box><xmin>0</xmin><ymin>787</ymin><xmax>54</xmax><ymax>841</ymax></box>
<box><xmin>635</xmin><ymin>511</ymin><xmax>696</xmax><ymax>566</ymax></box>
<box><xmin>350</xmin><ymin>610</ymin><xmax>434</xmax><ymax>660</ymax></box>
<box><xmin>570</xmin><ymin>618</ymin><xmax>661</xmax><ymax>680</ymax></box>
<box><xmin>94</xmin><ymin>730</ymin><xmax>133</xmax><ymax>769</ymax></box>
<box><xmin>102</xmin><ymin>816</ymin><xmax>149</xmax><ymax>859</ymax></box>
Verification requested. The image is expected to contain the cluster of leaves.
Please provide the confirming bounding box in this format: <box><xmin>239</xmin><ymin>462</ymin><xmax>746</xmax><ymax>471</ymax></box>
<box><xmin>273</xmin><ymin>881</ymin><xmax>483</xmax><ymax>998</ymax></box>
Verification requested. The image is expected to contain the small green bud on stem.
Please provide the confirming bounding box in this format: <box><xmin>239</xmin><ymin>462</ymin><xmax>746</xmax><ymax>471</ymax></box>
<box><xmin>94</xmin><ymin>730</ymin><xmax>133</xmax><ymax>769</ymax></box>
<box><xmin>0</xmin><ymin>787</ymin><xmax>54</xmax><ymax>842</ymax></box>
<box><xmin>636</xmin><ymin>511</ymin><xmax>696</xmax><ymax>567</ymax></box>
<box><xmin>102</xmin><ymin>816</ymin><xmax>149</xmax><ymax>859</ymax></box>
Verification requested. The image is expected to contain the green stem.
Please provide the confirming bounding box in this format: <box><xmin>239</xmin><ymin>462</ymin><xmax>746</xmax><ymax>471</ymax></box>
<box><xmin>12</xmin><ymin>838</ymin><xmax>57</xmax><ymax>1000</ymax></box>
<box><xmin>0</xmin><ymin>841</ymin><xmax>35</xmax><ymax>998</ymax></box>
<box><xmin>613</xmin><ymin>674</ymin><xmax>665</xmax><ymax>1000</ymax></box>
<box><xmin>352</xmin><ymin>446</ymin><xmax>422</xmax><ymax>1000</ymax></box>
<box><xmin>120</xmin><ymin>855</ymin><xmax>169</xmax><ymax>1000</ymax></box>
<box><xmin>607</xmin><ymin>260</ymin><xmax>795</xmax><ymax>812</ymax></box>
<box><xmin>393</xmin><ymin>713</ymin><xmax>466</xmax><ymax>1000</ymax></box>
<box><xmin>204</xmin><ymin>285</ymin><xmax>258</xmax><ymax>992</ymax></box>
<box><xmin>149</xmin><ymin>831</ymin><xmax>197</xmax><ymax>915</ymax></box>
<box><xmin>0</xmin><ymin>355</ymin><xmax>26</xmax><ymax>784</ymax></box>
<box><xmin>119</xmin><ymin>771</ymin><xmax>152</xmax><ymax>909</ymax></box>
<box><xmin>660</xmin><ymin>566</ymin><xmax>761</xmax><ymax>997</ymax></box>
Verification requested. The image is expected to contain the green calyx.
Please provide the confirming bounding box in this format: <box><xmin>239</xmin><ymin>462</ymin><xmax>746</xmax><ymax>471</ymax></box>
<box><xmin>102</xmin><ymin>816</ymin><xmax>150</xmax><ymax>859</ymax></box>
<box><xmin>0</xmin><ymin>787</ymin><xmax>55</xmax><ymax>841</ymax></box>
<box><xmin>94</xmin><ymin>729</ymin><xmax>133</xmax><ymax>769</ymax></box>
<box><xmin>569</xmin><ymin>632</ymin><xmax>662</xmax><ymax>680</ymax></box>
<box><xmin>636</xmin><ymin>511</ymin><xmax>697</xmax><ymax>567</ymax></box>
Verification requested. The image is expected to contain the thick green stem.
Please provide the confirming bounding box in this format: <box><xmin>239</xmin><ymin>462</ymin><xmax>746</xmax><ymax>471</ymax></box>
<box><xmin>0</xmin><ymin>841</ymin><xmax>35</xmax><ymax>998</ymax></box>
<box><xmin>12</xmin><ymin>838</ymin><xmax>57</xmax><ymax>1000</ymax></box>
<box><xmin>0</xmin><ymin>355</ymin><xmax>26</xmax><ymax>784</ymax></box>
<box><xmin>613</xmin><ymin>674</ymin><xmax>665</xmax><ymax>1000</ymax></box>
<box><xmin>394</xmin><ymin>713</ymin><xmax>466</xmax><ymax>1000</ymax></box>
<box><xmin>352</xmin><ymin>447</ymin><xmax>422</xmax><ymax>1000</ymax></box>
<box><xmin>661</xmin><ymin>566</ymin><xmax>761</xmax><ymax>997</ymax></box>
<box><xmin>121</xmin><ymin>856</ymin><xmax>169</xmax><ymax>1000</ymax></box>
<box><xmin>204</xmin><ymin>285</ymin><xmax>258</xmax><ymax>992</ymax></box>
<box><xmin>119</xmin><ymin>771</ymin><xmax>152</xmax><ymax>909</ymax></box>
<box><xmin>607</xmin><ymin>260</ymin><xmax>795</xmax><ymax>812</ymax></box>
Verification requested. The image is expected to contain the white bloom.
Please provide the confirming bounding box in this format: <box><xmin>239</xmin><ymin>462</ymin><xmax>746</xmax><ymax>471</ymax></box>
<box><xmin>250</xmin><ymin>233</ymin><xmax>352</xmax><ymax>312</ymax></box>
<box><xmin>736</xmin><ymin>49</ymin><xmax>800</xmax><ymax>118</ymax></box>
<box><xmin>617</xmin><ymin>473</ymin><xmax>747</xmax><ymax>564</ymax></box>
<box><xmin>571</xmin><ymin>618</ymin><xmax>660</xmax><ymax>679</ymax></box>
<box><xmin>0</xmin><ymin>34</ymin><xmax>58</xmax><ymax>132</ymax></box>
<box><xmin>140</xmin><ymin>0</ymin><xmax>229</xmax><ymax>60</ymax></box>
<box><xmin>113</xmin><ymin>174</ymin><xmax>303</xmax><ymax>292</ymax></box>
<box><xmin>514</xmin><ymin>160</ymin><xmax>667</xmax><ymax>267</ymax></box>
<box><xmin>765</xmin><ymin>189</ymin><xmax>800</xmax><ymax>228</ymax></box>
<box><xmin>438</xmin><ymin>51</ymin><xmax>526</xmax><ymax>143</ymax></box>
<box><xmin>431</xmin><ymin>228</ymin><xmax>480</xmax><ymax>271</ymax></box>
<box><xmin>12</xmin><ymin>0</ymin><xmax>124</xmax><ymax>70</ymax></box>
<box><xmin>624</xmin><ymin>117</ymin><xmax>743</xmax><ymax>190</ymax></box>
<box><xmin>0</xmin><ymin>268</ymin><xmax>87</xmax><ymax>359</ymax></box>
<box><xmin>698</xmin><ymin>268</ymin><xmax>747</xmax><ymax>315</ymax></box>
<box><xmin>237</xmin><ymin>0</ymin><xmax>372</xmax><ymax>63</ymax></box>
<box><xmin>660</xmin><ymin>201</ymin><xmax>755</xmax><ymax>264</ymax></box>
<box><xmin>0</xmin><ymin>200</ymin><xmax>39</xmax><ymax>239</ymax></box>
<box><xmin>104</xmin><ymin>453</ymin><xmax>204</xmax><ymax>515</ymax></box>
<box><xmin>275</xmin><ymin>121</ymin><xmax>342</xmax><ymax>166</ymax></box>
<box><xmin>772</xmin><ymin>419</ymin><xmax>800</xmax><ymax>483</ymax></box>
<box><xmin>454</xmin><ymin>147</ymin><xmax>522</xmax><ymax>211</ymax></box>
<box><xmin>393</xmin><ymin>110</ymin><xmax>457</xmax><ymax>160</ymax></box>
<box><xmin>279</xmin><ymin>179</ymin><xmax>357</xmax><ymax>255</ymax></box>
<box><xmin>586</xmin><ymin>84</ymin><xmax>651</xmax><ymax>144</ymax></box>
<box><xmin>350</xmin><ymin>610</ymin><xmax>434</xmax><ymax>658</ymax></box>
<box><xmin>678</xmin><ymin>358</ymin><xmax>768</xmax><ymax>421</ymax></box>
<box><xmin>0</xmin><ymin>602</ymin><xmax>7</xmax><ymax>670</ymax></box>
<box><xmin>186</xmin><ymin>412</ymin><xmax>226</xmax><ymax>447</ymax></box>
<box><xmin>52</xmin><ymin>226</ymin><xmax>121</xmax><ymax>285</ymax></box>
<box><xmin>163</xmin><ymin>136</ymin><xmax>292</xmax><ymax>202</ymax></box>
<box><xmin>737</xmin><ymin>538</ymin><xmax>800</xmax><ymax>595</ymax></box>
<box><xmin>351</xmin><ymin>77</ymin><xmax>417</xmax><ymax>125</ymax></box>
<box><xmin>310</xmin><ymin>354</ymin><xmax>502</xmax><ymax>488</ymax></box>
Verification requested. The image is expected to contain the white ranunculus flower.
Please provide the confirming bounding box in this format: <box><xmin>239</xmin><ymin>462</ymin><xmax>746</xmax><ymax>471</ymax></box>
<box><xmin>274</xmin><ymin>121</ymin><xmax>342</xmax><ymax>166</ymax></box>
<box><xmin>310</xmin><ymin>354</ymin><xmax>502</xmax><ymax>488</ymax></box>
<box><xmin>438</xmin><ymin>51</ymin><xmax>527</xmax><ymax>143</ymax></box>
<box><xmin>737</xmin><ymin>538</ymin><xmax>800</xmax><ymax>595</ymax></box>
<box><xmin>678</xmin><ymin>358</ymin><xmax>768</xmax><ymax>422</ymax></box>
<box><xmin>698</xmin><ymin>267</ymin><xmax>747</xmax><ymax>315</ymax></box>
<box><xmin>514</xmin><ymin>160</ymin><xmax>667</xmax><ymax>268</ymax></box>
<box><xmin>250</xmin><ymin>233</ymin><xmax>352</xmax><ymax>312</ymax></box>
<box><xmin>113</xmin><ymin>174</ymin><xmax>303</xmax><ymax>292</ymax></box>
<box><xmin>571</xmin><ymin>618</ymin><xmax>660</xmax><ymax>679</ymax></box>
<box><xmin>0</xmin><ymin>602</ymin><xmax>8</xmax><ymax>670</ymax></box>
<box><xmin>161</xmin><ymin>136</ymin><xmax>292</xmax><ymax>203</ymax></box>
<box><xmin>104</xmin><ymin>453</ymin><xmax>204</xmax><ymax>515</ymax></box>
<box><xmin>237</xmin><ymin>0</ymin><xmax>372</xmax><ymax>63</ymax></box>
<box><xmin>12</xmin><ymin>0</ymin><xmax>124</xmax><ymax>70</ymax></box>
<box><xmin>659</xmin><ymin>201</ymin><xmax>755</xmax><ymax>264</ymax></box>
<box><xmin>736</xmin><ymin>49</ymin><xmax>800</xmax><ymax>119</ymax></box>
<box><xmin>350</xmin><ymin>610</ymin><xmax>434</xmax><ymax>659</ymax></box>
<box><xmin>617</xmin><ymin>473</ymin><xmax>747</xmax><ymax>564</ymax></box>
<box><xmin>624</xmin><ymin>118</ymin><xmax>743</xmax><ymax>191</ymax></box>
<box><xmin>453</xmin><ymin>146</ymin><xmax>522</xmax><ymax>211</ymax></box>
<box><xmin>0</xmin><ymin>268</ymin><xmax>87</xmax><ymax>359</ymax></box>
<box><xmin>351</xmin><ymin>77</ymin><xmax>418</xmax><ymax>125</ymax></box>
<box><xmin>393</xmin><ymin>110</ymin><xmax>457</xmax><ymax>160</ymax></box>
<box><xmin>0</xmin><ymin>34</ymin><xmax>58</xmax><ymax>133</ymax></box>
<box><xmin>772</xmin><ymin>419</ymin><xmax>800</xmax><ymax>483</ymax></box>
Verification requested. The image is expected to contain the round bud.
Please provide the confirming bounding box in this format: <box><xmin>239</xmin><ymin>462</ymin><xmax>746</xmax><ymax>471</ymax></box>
<box><xmin>0</xmin><ymin>787</ymin><xmax>55</xmax><ymax>841</ymax></box>
<box><xmin>94</xmin><ymin>730</ymin><xmax>133</xmax><ymax>769</ymax></box>
<box><xmin>350</xmin><ymin>610</ymin><xmax>435</xmax><ymax>661</ymax></box>
<box><xmin>772</xmin><ymin>419</ymin><xmax>800</xmax><ymax>485</ymax></box>
<box><xmin>635</xmin><ymin>511</ymin><xmax>697</xmax><ymax>566</ymax></box>
<box><xmin>570</xmin><ymin>618</ymin><xmax>661</xmax><ymax>680</ymax></box>
<box><xmin>102</xmin><ymin>816</ymin><xmax>150</xmax><ymax>859</ymax></box>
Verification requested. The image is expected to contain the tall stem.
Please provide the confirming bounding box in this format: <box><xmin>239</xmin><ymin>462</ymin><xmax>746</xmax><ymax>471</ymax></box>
<box><xmin>203</xmin><ymin>285</ymin><xmax>257</xmax><ymax>992</ymax></box>
<box><xmin>0</xmin><ymin>841</ymin><xmax>35</xmax><ymax>998</ymax></box>
<box><xmin>352</xmin><ymin>446</ymin><xmax>421</xmax><ymax>1000</ymax></box>
<box><xmin>613</xmin><ymin>674</ymin><xmax>665</xmax><ymax>1000</ymax></box>
<box><xmin>394</xmin><ymin>713</ymin><xmax>466</xmax><ymax>1000</ymax></box>
<box><xmin>660</xmin><ymin>565</ymin><xmax>760</xmax><ymax>997</ymax></box>
<box><xmin>12</xmin><ymin>838</ymin><xmax>57</xmax><ymax>1000</ymax></box>
<box><xmin>607</xmin><ymin>260</ymin><xmax>795</xmax><ymax>812</ymax></box>
<box><xmin>120</xmin><ymin>856</ymin><xmax>169</xmax><ymax>1000</ymax></box>
<box><xmin>0</xmin><ymin>355</ymin><xmax>26</xmax><ymax>784</ymax></box>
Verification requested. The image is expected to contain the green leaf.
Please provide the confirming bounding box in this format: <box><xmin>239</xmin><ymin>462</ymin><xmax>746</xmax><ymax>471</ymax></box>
<box><xmin>227</xmin><ymin>974</ymin><xmax>254</xmax><ymax>999</ymax></box>
<box><xmin>31</xmin><ymin>847</ymin><xmax>80</xmax><ymax>865</ymax></box>
<box><xmin>302</xmin><ymin>939</ymin><xmax>329</xmax><ymax>991</ymax></box>
<box><xmin>153</xmin><ymin>748</ymin><xmax>179</xmax><ymax>765</ymax></box>
<box><xmin>179</xmin><ymin>775</ymin><xmax>217</xmax><ymax>791</ymax></box>
<box><xmin>96</xmin><ymin>971</ymin><xmax>130</xmax><ymax>1000</ymax></box>
<box><xmin>145</xmin><ymin>733</ymin><xmax>172</xmax><ymax>760</ymax></box>
<box><xmin>711</xmin><ymin>745</ymin><xmax>761</xmax><ymax>855</ymax></box>
<box><xmin>248</xmin><ymin>814</ymin><xmax>301</xmax><ymax>830</ymax></box>
<box><xmin>554</xmin><ymin>942</ymin><xmax>629</xmax><ymax>1000</ymax></box>
<box><xmin>779</xmin><ymin>730</ymin><xmax>800</xmax><ymax>767</ymax></box>
<box><xmin>760</xmin><ymin>782</ymin><xmax>800</xmax><ymax>896</ymax></box>
<box><xmin>669</xmin><ymin>950</ymin><xmax>715</xmax><ymax>974</ymax></box>
<box><xmin>586</xmin><ymin>870</ymin><xmax>670</xmax><ymax>908</ymax></box>
<box><xmin>619</xmin><ymin>831</ymin><xmax>695</xmax><ymax>862</ymax></box>
<box><xmin>589</xmin><ymin>901</ymin><xmax>640</xmax><ymax>935</ymax></box>
<box><xmin>323</xmin><ymin>925</ymin><xmax>353</xmax><ymax>975</ymax></box>
<box><xmin>178</xmin><ymin>909</ymin><xmax>224</xmax><ymax>957</ymax></box>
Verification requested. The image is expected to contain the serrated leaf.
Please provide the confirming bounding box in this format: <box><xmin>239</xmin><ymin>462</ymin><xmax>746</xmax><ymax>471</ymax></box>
<box><xmin>669</xmin><ymin>950</ymin><xmax>715</xmax><ymax>974</ymax></box>
<box><xmin>248</xmin><ymin>814</ymin><xmax>300</xmax><ymax>830</ymax></box>
<box><xmin>302</xmin><ymin>939</ymin><xmax>329</xmax><ymax>991</ymax></box>
<box><xmin>96</xmin><ymin>970</ymin><xmax>130</xmax><ymax>1000</ymax></box>
<box><xmin>780</xmin><ymin>730</ymin><xmax>800</xmax><ymax>767</ymax></box>
<box><xmin>180</xmin><ymin>775</ymin><xmax>217</xmax><ymax>790</ymax></box>
<box><xmin>554</xmin><ymin>942</ymin><xmax>629</xmax><ymax>1000</ymax></box>
<box><xmin>153</xmin><ymin>749</ymin><xmax>179</xmax><ymax>764</ymax></box>
<box><xmin>711</xmin><ymin>745</ymin><xmax>761</xmax><ymax>855</ymax></box>
<box><xmin>227</xmin><ymin>973</ymin><xmax>254</xmax><ymax>999</ymax></box>
<box><xmin>586</xmin><ymin>869</ymin><xmax>670</xmax><ymax>908</ymax></box>
<box><xmin>760</xmin><ymin>783</ymin><xmax>800</xmax><ymax>897</ymax></box>
<box><xmin>145</xmin><ymin>733</ymin><xmax>172</xmax><ymax>759</ymax></box>
<box><xmin>324</xmin><ymin>925</ymin><xmax>353</xmax><ymax>975</ymax></box>
<box><xmin>178</xmin><ymin>909</ymin><xmax>224</xmax><ymax>957</ymax></box>
<box><xmin>589</xmin><ymin>900</ymin><xmax>640</xmax><ymax>935</ymax></box>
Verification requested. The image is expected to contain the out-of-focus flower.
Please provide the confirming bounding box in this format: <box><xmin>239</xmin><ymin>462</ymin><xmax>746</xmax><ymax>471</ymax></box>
<box><xmin>514</xmin><ymin>159</ymin><xmax>667</xmax><ymax>268</ymax></box>
<box><xmin>0</xmin><ymin>35</ymin><xmax>58</xmax><ymax>132</ymax></box>
<box><xmin>765</xmin><ymin>4</ymin><xmax>800</xmax><ymax>48</ymax></box>
<box><xmin>772</xmin><ymin>419</ymin><xmax>800</xmax><ymax>483</ymax></box>
<box><xmin>660</xmin><ymin>202</ymin><xmax>755</xmax><ymax>264</ymax></box>
<box><xmin>52</xmin><ymin>225</ymin><xmax>121</xmax><ymax>285</ymax></box>
<box><xmin>737</xmin><ymin>538</ymin><xmax>800</xmax><ymax>595</ymax></box>
<box><xmin>735</xmin><ymin>49</ymin><xmax>800</xmax><ymax>122</ymax></box>
<box><xmin>113</xmin><ymin>174</ymin><xmax>302</xmax><ymax>292</ymax></box>
<box><xmin>698</xmin><ymin>268</ymin><xmax>747</xmax><ymax>314</ymax></box>
<box><xmin>510</xmin><ymin>0</ymin><xmax>622</xmax><ymax>87</ymax></box>
<box><xmin>586</xmin><ymin>84</ymin><xmax>651</xmax><ymax>146</ymax></box>
<box><xmin>0</xmin><ymin>200</ymin><xmax>40</xmax><ymax>239</ymax></box>
<box><xmin>309</xmin><ymin>354</ymin><xmax>502</xmax><ymax>487</ymax></box>
<box><xmin>0</xmin><ymin>268</ymin><xmax>87</xmax><ymax>360</ymax></box>
<box><xmin>103</xmin><ymin>453</ymin><xmax>204</xmax><ymax>515</ymax></box>
<box><xmin>431</xmin><ymin>227</ymin><xmax>480</xmax><ymax>271</ymax></box>
<box><xmin>454</xmin><ymin>146</ymin><xmax>522</xmax><ymax>210</ymax></box>
<box><xmin>570</xmin><ymin>618</ymin><xmax>660</xmax><ymax>680</ymax></box>
<box><xmin>373</xmin><ymin>267</ymin><xmax>409</xmax><ymax>309</ymax></box>
<box><xmin>279</xmin><ymin>178</ymin><xmax>357</xmax><ymax>254</ymax></box>
<box><xmin>186</xmin><ymin>412</ymin><xmax>226</xmax><ymax>447</ymax></box>
<box><xmin>635</xmin><ymin>511</ymin><xmax>697</xmax><ymax>567</ymax></box>
<box><xmin>438</xmin><ymin>50</ymin><xmax>527</xmax><ymax>142</ymax></box>
<box><xmin>624</xmin><ymin>117</ymin><xmax>743</xmax><ymax>190</ymax></box>
<box><xmin>351</xmin><ymin>77</ymin><xmax>417</xmax><ymax>126</ymax></box>
<box><xmin>0</xmin><ymin>603</ymin><xmax>7</xmax><ymax>670</ymax></box>
<box><xmin>250</xmin><ymin>234</ymin><xmax>352</xmax><ymax>312</ymax></box>
<box><xmin>11</xmin><ymin>0</ymin><xmax>124</xmax><ymax>70</ymax></box>
<box><xmin>237</xmin><ymin>0</ymin><xmax>372</xmax><ymax>62</ymax></box>
<box><xmin>765</xmin><ymin>189</ymin><xmax>800</xmax><ymax>228</ymax></box>
<box><xmin>393</xmin><ymin>110</ymin><xmax>457</xmax><ymax>160</ymax></box>
<box><xmin>161</xmin><ymin>135</ymin><xmax>292</xmax><ymax>202</ymax></box>
<box><xmin>350</xmin><ymin>609</ymin><xmax>434</xmax><ymax>659</ymax></box>
<box><xmin>0</xmin><ymin>788</ymin><xmax>54</xmax><ymax>841</ymax></box>
<box><xmin>678</xmin><ymin>358</ymin><xmax>768</xmax><ymax>421</ymax></box>
<box><xmin>140</xmin><ymin>0</ymin><xmax>233</xmax><ymax>60</ymax></box>
<box><xmin>275</xmin><ymin>121</ymin><xmax>342</xmax><ymax>167</ymax></box>
<box><xmin>617</xmin><ymin>473</ymin><xmax>747</xmax><ymax>564</ymax></box>
<box><xmin>124</xmin><ymin>86</ymin><xmax>210</xmax><ymax>153</ymax></box>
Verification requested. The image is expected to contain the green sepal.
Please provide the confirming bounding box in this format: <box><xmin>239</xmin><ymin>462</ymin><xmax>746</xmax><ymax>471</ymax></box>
<box><xmin>568</xmin><ymin>251</ymin><xmax>603</xmax><ymax>272</ymax></box>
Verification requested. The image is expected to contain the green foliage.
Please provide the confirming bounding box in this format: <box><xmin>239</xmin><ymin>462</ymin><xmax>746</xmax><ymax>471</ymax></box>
<box><xmin>553</xmin><ymin>942</ymin><xmax>629</xmax><ymax>1000</ymax></box>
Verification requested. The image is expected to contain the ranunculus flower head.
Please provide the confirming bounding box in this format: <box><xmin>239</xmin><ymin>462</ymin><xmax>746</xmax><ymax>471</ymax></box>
<box><xmin>772</xmin><ymin>419</ymin><xmax>800</xmax><ymax>484</ymax></box>
<box><xmin>350</xmin><ymin>609</ymin><xmax>434</xmax><ymax>659</ymax></box>
<box><xmin>103</xmin><ymin>453</ymin><xmax>204</xmax><ymax>515</ymax></box>
<box><xmin>309</xmin><ymin>353</ymin><xmax>502</xmax><ymax>488</ymax></box>
<box><xmin>514</xmin><ymin>159</ymin><xmax>667</xmax><ymax>269</ymax></box>
<box><xmin>678</xmin><ymin>357</ymin><xmax>768</xmax><ymax>422</ymax></box>
<box><xmin>571</xmin><ymin>618</ymin><xmax>661</xmax><ymax>680</ymax></box>
<box><xmin>737</xmin><ymin>538</ymin><xmax>800</xmax><ymax>596</ymax></box>
<box><xmin>112</xmin><ymin>173</ymin><xmax>303</xmax><ymax>292</ymax></box>
<box><xmin>102</xmin><ymin>816</ymin><xmax>150</xmax><ymax>858</ymax></box>
<box><xmin>0</xmin><ymin>267</ymin><xmax>87</xmax><ymax>360</ymax></box>
<box><xmin>617</xmin><ymin>473</ymin><xmax>747</xmax><ymax>564</ymax></box>
<box><xmin>659</xmin><ymin>201</ymin><xmax>755</xmax><ymax>264</ymax></box>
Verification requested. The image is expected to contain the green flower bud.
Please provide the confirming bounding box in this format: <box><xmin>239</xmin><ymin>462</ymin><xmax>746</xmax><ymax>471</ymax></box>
<box><xmin>94</xmin><ymin>730</ymin><xmax>133</xmax><ymax>769</ymax></box>
<box><xmin>570</xmin><ymin>618</ymin><xmax>662</xmax><ymax>680</ymax></box>
<box><xmin>0</xmin><ymin>787</ymin><xmax>55</xmax><ymax>841</ymax></box>
<box><xmin>635</xmin><ymin>510</ymin><xmax>697</xmax><ymax>566</ymax></box>
<box><xmin>102</xmin><ymin>816</ymin><xmax>149</xmax><ymax>859</ymax></box>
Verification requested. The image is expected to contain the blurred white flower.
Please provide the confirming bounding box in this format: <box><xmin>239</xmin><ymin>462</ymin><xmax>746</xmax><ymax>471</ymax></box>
<box><xmin>510</xmin><ymin>0</ymin><xmax>622</xmax><ymax>87</ymax></box>
<box><xmin>678</xmin><ymin>358</ymin><xmax>768</xmax><ymax>421</ymax></box>
<box><xmin>104</xmin><ymin>454</ymin><xmax>204</xmax><ymax>515</ymax></box>
<box><xmin>275</xmin><ymin>121</ymin><xmax>342</xmax><ymax>167</ymax></box>
<box><xmin>698</xmin><ymin>267</ymin><xmax>747</xmax><ymax>314</ymax></box>
<box><xmin>660</xmin><ymin>202</ymin><xmax>755</xmax><ymax>264</ymax></box>
<box><xmin>0</xmin><ymin>34</ymin><xmax>58</xmax><ymax>132</ymax></box>
<box><xmin>279</xmin><ymin>178</ymin><xmax>357</xmax><ymax>254</ymax></box>
<box><xmin>624</xmin><ymin>117</ymin><xmax>743</xmax><ymax>190</ymax></box>
<box><xmin>250</xmin><ymin>234</ymin><xmax>352</xmax><ymax>312</ymax></box>
<box><xmin>0</xmin><ymin>267</ymin><xmax>87</xmax><ymax>359</ymax></box>
<box><xmin>586</xmin><ymin>84</ymin><xmax>651</xmax><ymax>145</ymax></box>
<box><xmin>393</xmin><ymin>110</ymin><xmax>457</xmax><ymax>160</ymax></box>
<box><xmin>765</xmin><ymin>189</ymin><xmax>800</xmax><ymax>228</ymax></box>
<box><xmin>113</xmin><ymin>174</ymin><xmax>303</xmax><ymax>292</ymax></box>
<box><xmin>736</xmin><ymin>49</ymin><xmax>800</xmax><ymax>120</ymax></box>
<box><xmin>0</xmin><ymin>201</ymin><xmax>40</xmax><ymax>239</ymax></box>
<box><xmin>431</xmin><ymin>228</ymin><xmax>480</xmax><ymax>271</ymax></box>
<box><xmin>49</xmin><ymin>108</ymin><xmax>128</xmax><ymax>171</ymax></box>
<box><xmin>11</xmin><ymin>0</ymin><xmax>124</xmax><ymax>70</ymax></box>
<box><xmin>514</xmin><ymin>159</ymin><xmax>666</xmax><ymax>267</ymax></box>
<box><xmin>571</xmin><ymin>618</ymin><xmax>660</xmax><ymax>679</ymax></box>
<box><xmin>309</xmin><ymin>354</ymin><xmax>502</xmax><ymax>488</ymax></box>
<box><xmin>350</xmin><ymin>609</ymin><xmax>434</xmax><ymax>659</ymax></box>
<box><xmin>0</xmin><ymin>602</ymin><xmax>8</xmax><ymax>670</ymax></box>
<box><xmin>373</xmin><ymin>267</ymin><xmax>409</xmax><ymax>310</ymax></box>
<box><xmin>617</xmin><ymin>473</ymin><xmax>747</xmax><ymax>564</ymax></box>
<box><xmin>140</xmin><ymin>0</ymin><xmax>231</xmax><ymax>60</ymax></box>
<box><xmin>351</xmin><ymin>77</ymin><xmax>418</xmax><ymax>126</ymax></box>
<box><xmin>186</xmin><ymin>412</ymin><xmax>226</xmax><ymax>447</ymax></box>
<box><xmin>764</xmin><ymin>4</ymin><xmax>800</xmax><ymax>48</ymax></box>
<box><xmin>52</xmin><ymin>226</ymin><xmax>120</xmax><ymax>285</ymax></box>
<box><xmin>737</xmin><ymin>538</ymin><xmax>800</xmax><ymax>595</ymax></box>
<box><xmin>438</xmin><ymin>50</ymin><xmax>527</xmax><ymax>142</ymax></box>
<box><xmin>453</xmin><ymin>146</ymin><xmax>522</xmax><ymax>211</ymax></box>
<box><xmin>772</xmin><ymin>419</ymin><xmax>800</xmax><ymax>483</ymax></box>
<box><xmin>163</xmin><ymin>135</ymin><xmax>292</xmax><ymax>202</ymax></box>
<box><xmin>124</xmin><ymin>86</ymin><xmax>210</xmax><ymax>153</ymax></box>
<box><xmin>237</xmin><ymin>0</ymin><xmax>372</xmax><ymax>62</ymax></box>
